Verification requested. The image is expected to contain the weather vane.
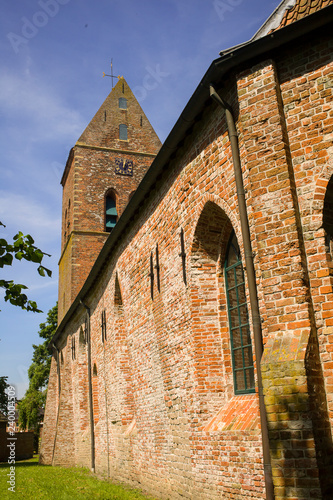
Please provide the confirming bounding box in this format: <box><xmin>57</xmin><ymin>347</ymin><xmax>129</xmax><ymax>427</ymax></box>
<box><xmin>103</xmin><ymin>59</ymin><xmax>120</xmax><ymax>88</ymax></box>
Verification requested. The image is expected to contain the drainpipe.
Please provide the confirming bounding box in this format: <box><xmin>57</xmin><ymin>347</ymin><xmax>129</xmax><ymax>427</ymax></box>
<box><xmin>210</xmin><ymin>85</ymin><xmax>274</xmax><ymax>500</ymax></box>
<box><xmin>80</xmin><ymin>300</ymin><xmax>95</xmax><ymax>473</ymax></box>
<box><xmin>51</xmin><ymin>343</ymin><xmax>61</xmax><ymax>465</ymax></box>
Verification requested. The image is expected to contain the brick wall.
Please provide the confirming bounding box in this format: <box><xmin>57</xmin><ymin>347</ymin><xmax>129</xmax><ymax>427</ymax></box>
<box><xmin>41</xmin><ymin>23</ymin><xmax>333</xmax><ymax>500</ymax></box>
<box><xmin>0</xmin><ymin>431</ymin><xmax>34</xmax><ymax>462</ymax></box>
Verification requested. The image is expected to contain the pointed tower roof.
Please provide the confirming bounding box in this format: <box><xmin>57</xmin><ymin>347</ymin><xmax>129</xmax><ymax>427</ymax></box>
<box><xmin>76</xmin><ymin>76</ymin><xmax>161</xmax><ymax>155</ymax></box>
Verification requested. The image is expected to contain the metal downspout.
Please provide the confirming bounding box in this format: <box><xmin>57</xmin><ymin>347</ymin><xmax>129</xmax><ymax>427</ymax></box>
<box><xmin>80</xmin><ymin>300</ymin><xmax>95</xmax><ymax>473</ymax></box>
<box><xmin>51</xmin><ymin>343</ymin><xmax>61</xmax><ymax>465</ymax></box>
<box><xmin>210</xmin><ymin>86</ymin><xmax>274</xmax><ymax>500</ymax></box>
<box><xmin>102</xmin><ymin>335</ymin><xmax>110</xmax><ymax>478</ymax></box>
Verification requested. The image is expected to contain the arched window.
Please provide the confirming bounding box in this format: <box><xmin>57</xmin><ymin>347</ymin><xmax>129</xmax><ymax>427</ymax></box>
<box><xmin>119</xmin><ymin>124</ymin><xmax>127</xmax><ymax>140</ymax></box>
<box><xmin>225</xmin><ymin>231</ymin><xmax>255</xmax><ymax>394</ymax></box>
<box><xmin>119</xmin><ymin>98</ymin><xmax>127</xmax><ymax>109</ymax></box>
<box><xmin>105</xmin><ymin>191</ymin><xmax>117</xmax><ymax>232</ymax></box>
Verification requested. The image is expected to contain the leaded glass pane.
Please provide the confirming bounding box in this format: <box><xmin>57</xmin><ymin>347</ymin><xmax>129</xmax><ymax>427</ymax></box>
<box><xmin>119</xmin><ymin>97</ymin><xmax>127</xmax><ymax>109</ymax></box>
<box><xmin>119</xmin><ymin>124</ymin><xmax>128</xmax><ymax>140</ymax></box>
<box><xmin>225</xmin><ymin>230</ymin><xmax>255</xmax><ymax>394</ymax></box>
<box><xmin>227</xmin><ymin>269</ymin><xmax>236</xmax><ymax>289</ymax></box>
<box><xmin>235</xmin><ymin>369</ymin><xmax>245</xmax><ymax>392</ymax></box>
<box><xmin>227</xmin><ymin>233</ymin><xmax>240</xmax><ymax>267</ymax></box>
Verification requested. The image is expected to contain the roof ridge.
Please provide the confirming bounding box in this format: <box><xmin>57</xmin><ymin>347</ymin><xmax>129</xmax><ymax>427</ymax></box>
<box><xmin>252</xmin><ymin>0</ymin><xmax>297</xmax><ymax>40</ymax></box>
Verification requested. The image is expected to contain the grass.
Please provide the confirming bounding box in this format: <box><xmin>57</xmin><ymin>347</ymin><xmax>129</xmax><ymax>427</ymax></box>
<box><xmin>0</xmin><ymin>455</ymin><xmax>156</xmax><ymax>499</ymax></box>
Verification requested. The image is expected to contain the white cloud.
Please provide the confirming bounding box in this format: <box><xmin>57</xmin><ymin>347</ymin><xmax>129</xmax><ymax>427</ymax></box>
<box><xmin>0</xmin><ymin>189</ymin><xmax>60</xmax><ymax>243</ymax></box>
<box><xmin>0</xmin><ymin>71</ymin><xmax>85</xmax><ymax>141</ymax></box>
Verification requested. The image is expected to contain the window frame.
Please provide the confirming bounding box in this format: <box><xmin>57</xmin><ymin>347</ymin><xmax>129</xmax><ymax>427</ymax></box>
<box><xmin>105</xmin><ymin>191</ymin><xmax>118</xmax><ymax>232</ymax></box>
<box><xmin>224</xmin><ymin>231</ymin><xmax>255</xmax><ymax>395</ymax></box>
<box><xmin>119</xmin><ymin>97</ymin><xmax>127</xmax><ymax>109</ymax></box>
<box><xmin>119</xmin><ymin>124</ymin><xmax>128</xmax><ymax>141</ymax></box>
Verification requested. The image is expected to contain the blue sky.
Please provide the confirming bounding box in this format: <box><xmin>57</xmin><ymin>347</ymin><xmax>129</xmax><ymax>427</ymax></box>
<box><xmin>0</xmin><ymin>0</ymin><xmax>281</xmax><ymax>399</ymax></box>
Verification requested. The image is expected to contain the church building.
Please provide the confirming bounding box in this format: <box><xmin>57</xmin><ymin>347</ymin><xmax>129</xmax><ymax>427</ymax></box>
<box><xmin>41</xmin><ymin>1</ymin><xmax>333</xmax><ymax>498</ymax></box>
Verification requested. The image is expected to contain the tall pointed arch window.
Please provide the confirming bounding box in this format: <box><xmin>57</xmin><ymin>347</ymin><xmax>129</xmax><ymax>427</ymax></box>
<box><xmin>105</xmin><ymin>191</ymin><xmax>117</xmax><ymax>232</ymax></box>
<box><xmin>225</xmin><ymin>230</ymin><xmax>255</xmax><ymax>394</ymax></box>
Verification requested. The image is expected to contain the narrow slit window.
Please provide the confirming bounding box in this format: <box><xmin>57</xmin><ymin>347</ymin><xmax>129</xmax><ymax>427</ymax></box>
<box><xmin>225</xmin><ymin>230</ymin><xmax>255</xmax><ymax>394</ymax></box>
<box><xmin>119</xmin><ymin>124</ymin><xmax>128</xmax><ymax>140</ymax></box>
<box><xmin>71</xmin><ymin>335</ymin><xmax>76</xmax><ymax>361</ymax></box>
<box><xmin>105</xmin><ymin>193</ymin><xmax>117</xmax><ymax>232</ymax></box>
<box><xmin>101</xmin><ymin>310</ymin><xmax>106</xmax><ymax>343</ymax></box>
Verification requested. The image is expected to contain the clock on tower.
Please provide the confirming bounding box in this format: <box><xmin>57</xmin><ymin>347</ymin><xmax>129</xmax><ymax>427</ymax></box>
<box><xmin>115</xmin><ymin>158</ymin><xmax>133</xmax><ymax>176</ymax></box>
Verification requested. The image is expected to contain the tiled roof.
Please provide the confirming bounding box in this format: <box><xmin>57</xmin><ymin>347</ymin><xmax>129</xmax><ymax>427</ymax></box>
<box><xmin>274</xmin><ymin>0</ymin><xmax>333</xmax><ymax>31</ymax></box>
<box><xmin>251</xmin><ymin>0</ymin><xmax>333</xmax><ymax>41</ymax></box>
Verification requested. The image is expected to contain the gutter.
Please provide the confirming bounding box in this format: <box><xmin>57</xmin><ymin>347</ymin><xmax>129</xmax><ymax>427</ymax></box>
<box><xmin>210</xmin><ymin>86</ymin><xmax>274</xmax><ymax>499</ymax></box>
<box><xmin>80</xmin><ymin>300</ymin><xmax>95</xmax><ymax>473</ymax></box>
<box><xmin>50</xmin><ymin>5</ymin><xmax>333</xmax><ymax>348</ymax></box>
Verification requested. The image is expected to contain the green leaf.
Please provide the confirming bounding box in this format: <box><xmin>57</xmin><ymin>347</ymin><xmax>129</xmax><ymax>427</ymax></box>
<box><xmin>1</xmin><ymin>222</ymin><xmax>52</xmax><ymax>313</ymax></box>
<box><xmin>39</xmin><ymin>265</ymin><xmax>52</xmax><ymax>278</ymax></box>
<box><xmin>13</xmin><ymin>231</ymin><xmax>23</xmax><ymax>241</ymax></box>
<box><xmin>31</xmin><ymin>249</ymin><xmax>43</xmax><ymax>263</ymax></box>
<box><xmin>15</xmin><ymin>251</ymin><xmax>24</xmax><ymax>260</ymax></box>
<box><xmin>26</xmin><ymin>234</ymin><xmax>35</xmax><ymax>245</ymax></box>
<box><xmin>18</xmin><ymin>304</ymin><xmax>57</xmax><ymax>429</ymax></box>
<box><xmin>0</xmin><ymin>253</ymin><xmax>13</xmax><ymax>267</ymax></box>
<box><xmin>38</xmin><ymin>266</ymin><xmax>45</xmax><ymax>277</ymax></box>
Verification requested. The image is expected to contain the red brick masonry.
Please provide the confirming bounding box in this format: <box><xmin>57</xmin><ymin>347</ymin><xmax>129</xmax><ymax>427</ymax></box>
<box><xmin>41</xmin><ymin>4</ymin><xmax>333</xmax><ymax>500</ymax></box>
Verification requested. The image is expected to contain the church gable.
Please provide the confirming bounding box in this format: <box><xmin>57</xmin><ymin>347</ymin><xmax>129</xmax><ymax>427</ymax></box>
<box><xmin>77</xmin><ymin>77</ymin><xmax>161</xmax><ymax>154</ymax></box>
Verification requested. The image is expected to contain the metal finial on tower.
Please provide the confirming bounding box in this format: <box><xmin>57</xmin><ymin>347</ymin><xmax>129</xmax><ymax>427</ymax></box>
<box><xmin>103</xmin><ymin>59</ymin><xmax>120</xmax><ymax>89</ymax></box>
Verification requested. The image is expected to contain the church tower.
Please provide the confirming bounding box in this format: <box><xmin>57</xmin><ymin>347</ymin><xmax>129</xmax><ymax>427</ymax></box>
<box><xmin>58</xmin><ymin>77</ymin><xmax>161</xmax><ymax>322</ymax></box>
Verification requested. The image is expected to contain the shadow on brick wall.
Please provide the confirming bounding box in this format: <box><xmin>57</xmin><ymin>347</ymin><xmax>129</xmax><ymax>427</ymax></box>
<box><xmin>267</xmin><ymin>337</ymin><xmax>333</xmax><ymax>499</ymax></box>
